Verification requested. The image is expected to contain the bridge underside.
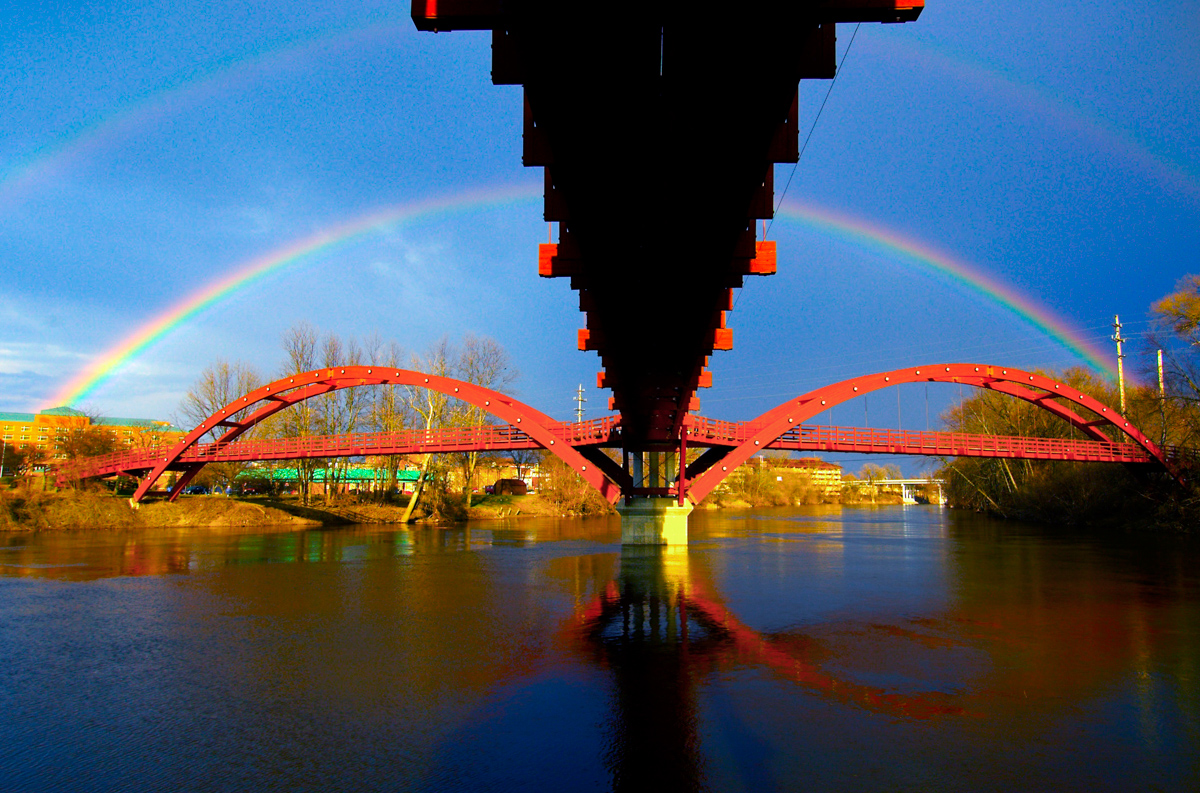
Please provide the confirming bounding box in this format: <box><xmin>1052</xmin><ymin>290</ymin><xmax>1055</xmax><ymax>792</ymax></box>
<box><xmin>412</xmin><ymin>0</ymin><xmax>925</xmax><ymax>444</ymax></box>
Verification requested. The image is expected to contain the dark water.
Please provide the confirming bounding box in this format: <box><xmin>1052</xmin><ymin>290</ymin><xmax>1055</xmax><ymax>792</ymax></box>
<box><xmin>1</xmin><ymin>506</ymin><xmax>1198</xmax><ymax>792</ymax></box>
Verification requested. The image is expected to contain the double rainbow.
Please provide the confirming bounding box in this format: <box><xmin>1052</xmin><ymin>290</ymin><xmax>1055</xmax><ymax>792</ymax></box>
<box><xmin>47</xmin><ymin>191</ymin><xmax>1113</xmax><ymax>408</ymax></box>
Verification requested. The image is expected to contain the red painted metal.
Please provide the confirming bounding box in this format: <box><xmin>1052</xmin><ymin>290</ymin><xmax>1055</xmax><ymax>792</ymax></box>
<box><xmin>771</xmin><ymin>425</ymin><xmax>1156</xmax><ymax>463</ymax></box>
<box><xmin>684</xmin><ymin>364</ymin><xmax>1175</xmax><ymax>504</ymax></box>
<box><xmin>123</xmin><ymin>367</ymin><xmax>624</xmax><ymax>505</ymax></box>
<box><xmin>61</xmin><ymin>365</ymin><xmax>1189</xmax><ymax>506</ymax></box>
<box><xmin>58</xmin><ymin>419</ymin><xmax>618</xmax><ymax>484</ymax></box>
<box><xmin>63</xmin><ymin>420</ymin><xmax>1189</xmax><ymax>498</ymax></box>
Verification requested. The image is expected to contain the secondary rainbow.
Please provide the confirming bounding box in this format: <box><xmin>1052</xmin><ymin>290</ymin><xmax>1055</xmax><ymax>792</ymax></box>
<box><xmin>867</xmin><ymin>37</ymin><xmax>1198</xmax><ymax>199</ymax></box>
<box><xmin>775</xmin><ymin>201</ymin><xmax>1115</xmax><ymax>375</ymax></box>
<box><xmin>2</xmin><ymin>19</ymin><xmax>407</xmax><ymax>206</ymax></box>
<box><xmin>47</xmin><ymin>183</ymin><xmax>542</xmax><ymax>408</ymax></box>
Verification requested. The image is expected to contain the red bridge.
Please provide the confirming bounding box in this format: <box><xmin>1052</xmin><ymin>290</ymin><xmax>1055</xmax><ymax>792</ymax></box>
<box><xmin>56</xmin><ymin>2</ymin><xmax>1190</xmax><ymax>541</ymax></box>
<box><xmin>60</xmin><ymin>364</ymin><xmax>1180</xmax><ymax>513</ymax></box>
<box><xmin>62</xmin><ymin>421</ymin><xmax>1169</xmax><ymax>482</ymax></box>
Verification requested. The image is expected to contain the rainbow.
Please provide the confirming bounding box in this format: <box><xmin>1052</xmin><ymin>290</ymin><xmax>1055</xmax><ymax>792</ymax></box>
<box><xmin>865</xmin><ymin>36</ymin><xmax>1198</xmax><ymax>199</ymax></box>
<box><xmin>46</xmin><ymin>183</ymin><xmax>542</xmax><ymax>408</ymax></box>
<box><xmin>49</xmin><ymin>191</ymin><xmax>1115</xmax><ymax>409</ymax></box>
<box><xmin>1</xmin><ymin>18</ymin><xmax>408</xmax><ymax>207</ymax></box>
<box><xmin>775</xmin><ymin>201</ymin><xmax>1115</xmax><ymax>375</ymax></box>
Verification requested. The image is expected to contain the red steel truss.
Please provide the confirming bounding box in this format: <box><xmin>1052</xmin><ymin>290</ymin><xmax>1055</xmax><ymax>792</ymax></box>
<box><xmin>409</xmin><ymin>2</ymin><xmax>926</xmax><ymax>444</ymax></box>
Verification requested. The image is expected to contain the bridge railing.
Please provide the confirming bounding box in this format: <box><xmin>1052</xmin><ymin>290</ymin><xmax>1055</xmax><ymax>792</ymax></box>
<box><xmin>184</xmin><ymin>424</ymin><xmax>542</xmax><ymax>461</ymax></box>
<box><xmin>687</xmin><ymin>416</ymin><xmax>751</xmax><ymax>444</ymax></box>
<box><xmin>771</xmin><ymin>425</ymin><xmax>1155</xmax><ymax>462</ymax></box>
<box><xmin>56</xmin><ymin>417</ymin><xmax>1195</xmax><ymax>485</ymax></box>
<box><xmin>55</xmin><ymin>447</ymin><xmax>167</xmax><ymax>480</ymax></box>
<box><xmin>54</xmin><ymin>418</ymin><xmax>622</xmax><ymax>481</ymax></box>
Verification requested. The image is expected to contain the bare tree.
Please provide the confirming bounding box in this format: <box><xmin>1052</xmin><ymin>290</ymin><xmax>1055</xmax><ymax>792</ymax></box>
<box><xmin>315</xmin><ymin>331</ymin><xmax>366</xmax><ymax>504</ymax></box>
<box><xmin>856</xmin><ymin>462</ymin><xmax>902</xmax><ymax>483</ymax></box>
<box><xmin>451</xmin><ymin>333</ymin><xmax>517</xmax><ymax>508</ymax></box>
<box><xmin>401</xmin><ymin>338</ymin><xmax>454</xmax><ymax>522</ymax></box>
<box><xmin>279</xmin><ymin>322</ymin><xmax>320</xmax><ymax>504</ymax></box>
<box><xmin>177</xmin><ymin>359</ymin><xmax>262</xmax><ymax>492</ymax></box>
<box><xmin>508</xmin><ymin>447</ymin><xmax>541</xmax><ymax>484</ymax></box>
<box><xmin>1146</xmin><ymin>275</ymin><xmax>1200</xmax><ymax>449</ymax></box>
<box><xmin>57</xmin><ymin>410</ymin><xmax>121</xmax><ymax>490</ymax></box>
<box><xmin>364</xmin><ymin>334</ymin><xmax>408</xmax><ymax>499</ymax></box>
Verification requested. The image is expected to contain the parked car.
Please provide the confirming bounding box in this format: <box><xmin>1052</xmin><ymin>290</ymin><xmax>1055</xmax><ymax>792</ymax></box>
<box><xmin>184</xmin><ymin>485</ymin><xmax>209</xmax><ymax>495</ymax></box>
<box><xmin>491</xmin><ymin>479</ymin><xmax>528</xmax><ymax>496</ymax></box>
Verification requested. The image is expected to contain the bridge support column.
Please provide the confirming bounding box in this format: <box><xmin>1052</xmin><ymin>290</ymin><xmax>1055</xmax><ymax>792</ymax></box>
<box><xmin>617</xmin><ymin>497</ymin><xmax>692</xmax><ymax>545</ymax></box>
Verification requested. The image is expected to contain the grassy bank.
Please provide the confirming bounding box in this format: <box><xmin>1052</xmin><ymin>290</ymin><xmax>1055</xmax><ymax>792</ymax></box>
<box><xmin>0</xmin><ymin>489</ymin><xmax>591</xmax><ymax>531</ymax></box>
<box><xmin>3</xmin><ymin>487</ymin><xmax>914</xmax><ymax>532</ymax></box>
<box><xmin>1</xmin><ymin>490</ymin><xmax>324</xmax><ymax>531</ymax></box>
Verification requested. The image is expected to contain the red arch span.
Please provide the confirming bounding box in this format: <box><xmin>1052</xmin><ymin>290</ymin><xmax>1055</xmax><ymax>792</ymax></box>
<box><xmin>131</xmin><ymin>366</ymin><xmax>623</xmax><ymax>504</ymax></box>
<box><xmin>685</xmin><ymin>363</ymin><xmax>1172</xmax><ymax>504</ymax></box>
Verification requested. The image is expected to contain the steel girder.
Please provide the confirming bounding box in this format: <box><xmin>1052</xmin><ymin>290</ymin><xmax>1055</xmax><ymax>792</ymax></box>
<box><xmin>410</xmin><ymin>1</ymin><xmax>925</xmax><ymax>446</ymax></box>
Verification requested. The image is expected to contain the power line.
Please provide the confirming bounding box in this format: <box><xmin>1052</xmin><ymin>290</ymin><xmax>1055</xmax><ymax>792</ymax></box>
<box><xmin>733</xmin><ymin>23</ymin><xmax>863</xmax><ymax>313</ymax></box>
<box><xmin>766</xmin><ymin>23</ymin><xmax>862</xmax><ymax>238</ymax></box>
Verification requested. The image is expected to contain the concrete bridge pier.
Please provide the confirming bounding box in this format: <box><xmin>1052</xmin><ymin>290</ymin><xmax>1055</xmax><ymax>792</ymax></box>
<box><xmin>617</xmin><ymin>497</ymin><xmax>692</xmax><ymax>545</ymax></box>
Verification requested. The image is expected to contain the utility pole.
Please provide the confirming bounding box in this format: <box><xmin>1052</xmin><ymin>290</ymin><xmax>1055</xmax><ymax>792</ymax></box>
<box><xmin>1158</xmin><ymin>349</ymin><xmax>1167</xmax><ymax>447</ymax></box>
<box><xmin>1112</xmin><ymin>314</ymin><xmax>1127</xmax><ymax>414</ymax></box>
<box><xmin>574</xmin><ymin>384</ymin><xmax>587</xmax><ymax>423</ymax></box>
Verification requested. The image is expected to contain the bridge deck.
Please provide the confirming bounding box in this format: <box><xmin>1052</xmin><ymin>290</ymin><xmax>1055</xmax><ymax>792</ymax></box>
<box><xmin>60</xmin><ymin>418</ymin><xmax>1176</xmax><ymax>484</ymax></box>
<box><xmin>409</xmin><ymin>1</ymin><xmax>927</xmax><ymax>443</ymax></box>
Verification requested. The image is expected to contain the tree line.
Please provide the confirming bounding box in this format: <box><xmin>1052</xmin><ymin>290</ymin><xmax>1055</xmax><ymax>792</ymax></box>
<box><xmin>177</xmin><ymin>322</ymin><xmax>518</xmax><ymax>518</ymax></box>
<box><xmin>937</xmin><ymin>276</ymin><xmax>1200</xmax><ymax>529</ymax></box>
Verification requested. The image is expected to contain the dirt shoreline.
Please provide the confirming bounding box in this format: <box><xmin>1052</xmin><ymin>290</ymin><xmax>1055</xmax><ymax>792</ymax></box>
<box><xmin>1</xmin><ymin>489</ymin><xmax>908</xmax><ymax>532</ymax></box>
<box><xmin>0</xmin><ymin>490</ymin><xmax>580</xmax><ymax>532</ymax></box>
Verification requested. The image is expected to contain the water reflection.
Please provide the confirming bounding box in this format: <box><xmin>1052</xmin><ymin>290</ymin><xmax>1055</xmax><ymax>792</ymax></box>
<box><xmin>0</xmin><ymin>517</ymin><xmax>622</xmax><ymax>581</ymax></box>
<box><xmin>1</xmin><ymin>509</ymin><xmax>1198</xmax><ymax>791</ymax></box>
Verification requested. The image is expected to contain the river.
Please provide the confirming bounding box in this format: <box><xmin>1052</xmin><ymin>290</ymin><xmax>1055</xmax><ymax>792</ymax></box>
<box><xmin>1</xmin><ymin>505</ymin><xmax>1197</xmax><ymax>792</ymax></box>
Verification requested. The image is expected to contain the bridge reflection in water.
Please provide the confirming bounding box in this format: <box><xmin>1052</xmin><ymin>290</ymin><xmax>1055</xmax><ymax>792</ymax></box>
<box><xmin>1</xmin><ymin>510</ymin><xmax>1198</xmax><ymax>790</ymax></box>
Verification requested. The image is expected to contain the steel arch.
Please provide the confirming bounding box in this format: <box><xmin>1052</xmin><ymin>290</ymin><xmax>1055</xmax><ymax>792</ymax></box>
<box><xmin>131</xmin><ymin>366</ymin><xmax>623</xmax><ymax>504</ymax></box>
<box><xmin>685</xmin><ymin>363</ymin><xmax>1172</xmax><ymax>504</ymax></box>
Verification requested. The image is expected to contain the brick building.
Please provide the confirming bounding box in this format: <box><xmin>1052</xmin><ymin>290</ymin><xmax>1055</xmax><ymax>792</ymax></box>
<box><xmin>0</xmin><ymin>406</ymin><xmax>183</xmax><ymax>470</ymax></box>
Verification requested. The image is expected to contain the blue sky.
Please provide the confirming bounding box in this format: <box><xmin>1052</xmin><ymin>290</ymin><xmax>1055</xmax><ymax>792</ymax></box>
<box><xmin>1</xmin><ymin>1</ymin><xmax>1197</xmax><ymax>472</ymax></box>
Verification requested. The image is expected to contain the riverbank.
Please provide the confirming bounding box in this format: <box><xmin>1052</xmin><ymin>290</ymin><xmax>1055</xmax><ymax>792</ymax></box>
<box><xmin>695</xmin><ymin>493</ymin><xmax>906</xmax><ymax>510</ymax></box>
<box><xmin>2</xmin><ymin>487</ymin><xmax>912</xmax><ymax>531</ymax></box>
<box><xmin>0</xmin><ymin>490</ymin><xmax>572</xmax><ymax>532</ymax></box>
